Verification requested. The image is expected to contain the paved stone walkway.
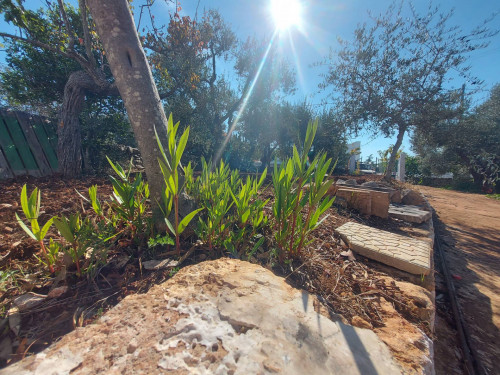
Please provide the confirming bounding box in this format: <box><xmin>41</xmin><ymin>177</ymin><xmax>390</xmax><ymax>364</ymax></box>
<box><xmin>388</xmin><ymin>204</ymin><xmax>431</xmax><ymax>224</ymax></box>
<box><xmin>336</xmin><ymin>222</ymin><xmax>431</xmax><ymax>275</ymax></box>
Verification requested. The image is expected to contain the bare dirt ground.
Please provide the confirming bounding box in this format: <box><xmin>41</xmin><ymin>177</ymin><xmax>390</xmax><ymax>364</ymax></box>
<box><xmin>417</xmin><ymin>186</ymin><xmax>500</xmax><ymax>375</ymax></box>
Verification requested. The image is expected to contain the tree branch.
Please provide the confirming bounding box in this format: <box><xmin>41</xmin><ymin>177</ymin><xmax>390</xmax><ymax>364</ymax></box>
<box><xmin>57</xmin><ymin>0</ymin><xmax>75</xmax><ymax>51</ymax></box>
<box><xmin>79</xmin><ymin>0</ymin><xmax>96</xmax><ymax>70</ymax></box>
<box><xmin>0</xmin><ymin>31</ymin><xmax>80</xmax><ymax>63</ymax></box>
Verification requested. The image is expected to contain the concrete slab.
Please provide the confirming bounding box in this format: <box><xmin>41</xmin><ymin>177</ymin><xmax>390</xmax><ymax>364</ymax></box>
<box><xmin>389</xmin><ymin>204</ymin><xmax>431</xmax><ymax>224</ymax></box>
<box><xmin>336</xmin><ymin>222</ymin><xmax>431</xmax><ymax>275</ymax></box>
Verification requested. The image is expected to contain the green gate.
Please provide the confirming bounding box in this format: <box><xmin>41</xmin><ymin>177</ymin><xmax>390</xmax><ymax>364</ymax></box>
<box><xmin>0</xmin><ymin>109</ymin><xmax>58</xmax><ymax>179</ymax></box>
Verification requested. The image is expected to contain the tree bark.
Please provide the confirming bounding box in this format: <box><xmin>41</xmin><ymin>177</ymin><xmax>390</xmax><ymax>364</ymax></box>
<box><xmin>384</xmin><ymin>125</ymin><xmax>407</xmax><ymax>183</ymax></box>
<box><xmin>58</xmin><ymin>71</ymin><xmax>95</xmax><ymax>177</ymax></box>
<box><xmin>86</xmin><ymin>0</ymin><xmax>169</xmax><ymax>224</ymax></box>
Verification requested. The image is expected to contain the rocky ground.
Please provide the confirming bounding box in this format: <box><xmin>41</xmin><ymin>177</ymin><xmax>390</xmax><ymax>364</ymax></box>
<box><xmin>1</xmin><ymin>175</ymin><xmax>437</xmax><ymax>372</ymax></box>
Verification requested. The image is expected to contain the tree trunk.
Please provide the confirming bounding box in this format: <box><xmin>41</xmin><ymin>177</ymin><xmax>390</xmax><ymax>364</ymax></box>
<box><xmin>86</xmin><ymin>0</ymin><xmax>169</xmax><ymax>225</ymax></box>
<box><xmin>384</xmin><ymin>125</ymin><xmax>407</xmax><ymax>183</ymax></box>
<box><xmin>57</xmin><ymin>70</ymin><xmax>115</xmax><ymax>177</ymax></box>
<box><xmin>58</xmin><ymin>71</ymin><xmax>90</xmax><ymax>177</ymax></box>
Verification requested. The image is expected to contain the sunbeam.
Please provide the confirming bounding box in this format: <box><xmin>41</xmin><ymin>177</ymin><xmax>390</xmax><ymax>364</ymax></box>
<box><xmin>213</xmin><ymin>30</ymin><xmax>279</xmax><ymax>165</ymax></box>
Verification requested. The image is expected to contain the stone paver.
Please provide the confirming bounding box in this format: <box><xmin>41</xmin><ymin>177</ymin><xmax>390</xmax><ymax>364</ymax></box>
<box><xmin>336</xmin><ymin>222</ymin><xmax>431</xmax><ymax>275</ymax></box>
<box><xmin>388</xmin><ymin>204</ymin><xmax>431</xmax><ymax>224</ymax></box>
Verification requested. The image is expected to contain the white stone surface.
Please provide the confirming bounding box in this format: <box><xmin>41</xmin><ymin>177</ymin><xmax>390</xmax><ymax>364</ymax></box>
<box><xmin>389</xmin><ymin>204</ymin><xmax>432</xmax><ymax>224</ymax></box>
<box><xmin>1</xmin><ymin>259</ymin><xmax>402</xmax><ymax>375</ymax></box>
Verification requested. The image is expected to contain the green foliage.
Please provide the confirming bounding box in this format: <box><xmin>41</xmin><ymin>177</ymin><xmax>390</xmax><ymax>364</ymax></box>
<box><xmin>225</xmin><ymin>170</ymin><xmax>269</xmax><ymax>258</ymax></box>
<box><xmin>54</xmin><ymin>213</ymin><xmax>87</xmax><ymax>276</ymax></box>
<box><xmin>155</xmin><ymin>114</ymin><xmax>203</xmax><ymax>255</ymax></box>
<box><xmin>405</xmin><ymin>155</ymin><xmax>422</xmax><ymax>184</ymax></box>
<box><xmin>88</xmin><ymin>185</ymin><xmax>104</xmax><ymax>217</ymax></box>
<box><xmin>147</xmin><ymin>234</ymin><xmax>174</xmax><ymax>248</ymax></box>
<box><xmin>412</xmin><ymin>84</ymin><xmax>500</xmax><ymax>192</ymax></box>
<box><xmin>15</xmin><ymin>185</ymin><xmax>55</xmax><ymax>272</ymax></box>
<box><xmin>192</xmin><ymin>158</ymin><xmax>234</xmax><ymax>251</ymax></box>
<box><xmin>106</xmin><ymin>157</ymin><xmax>150</xmax><ymax>238</ymax></box>
<box><xmin>190</xmin><ymin>157</ymin><xmax>268</xmax><ymax>259</ymax></box>
<box><xmin>271</xmin><ymin>119</ymin><xmax>335</xmax><ymax>261</ymax></box>
<box><xmin>486</xmin><ymin>194</ymin><xmax>500</xmax><ymax>201</ymax></box>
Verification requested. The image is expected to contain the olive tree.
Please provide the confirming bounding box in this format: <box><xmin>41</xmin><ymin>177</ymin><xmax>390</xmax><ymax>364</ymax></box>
<box><xmin>319</xmin><ymin>1</ymin><xmax>496</xmax><ymax>182</ymax></box>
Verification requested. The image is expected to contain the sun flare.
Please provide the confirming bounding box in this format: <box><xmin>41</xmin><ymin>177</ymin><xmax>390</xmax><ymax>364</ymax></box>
<box><xmin>270</xmin><ymin>0</ymin><xmax>302</xmax><ymax>31</ymax></box>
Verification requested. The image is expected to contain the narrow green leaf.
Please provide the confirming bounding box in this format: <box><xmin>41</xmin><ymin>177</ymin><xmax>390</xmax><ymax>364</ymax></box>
<box><xmin>31</xmin><ymin>218</ymin><xmax>40</xmax><ymax>239</ymax></box>
<box><xmin>40</xmin><ymin>217</ymin><xmax>54</xmax><ymax>240</ymax></box>
<box><xmin>20</xmin><ymin>185</ymin><xmax>30</xmax><ymax>219</ymax></box>
<box><xmin>15</xmin><ymin>213</ymin><xmax>37</xmax><ymax>240</ymax></box>
<box><xmin>175</xmin><ymin>126</ymin><xmax>190</xmax><ymax>167</ymax></box>
<box><xmin>106</xmin><ymin>156</ymin><xmax>126</xmax><ymax>180</ymax></box>
<box><xmin>178</xmin><ymin>208</ymin><xmax>203</xmax><ymax>234</ymax></box>
<box><xmin>154</xmin><ymin>126</ymin><xmax>171</xmax><ymax>170</ymax></box>
<box><xmin>165</xmin><ymin>218</ymin><xmax>175</xmax><ymax>235</ymax></box>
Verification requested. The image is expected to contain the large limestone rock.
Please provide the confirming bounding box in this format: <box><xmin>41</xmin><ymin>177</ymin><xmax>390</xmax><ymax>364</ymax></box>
<box><xmin>2</xmin><ymin>259</ymin><xmax>402</xmax><ymax>375</ymax></box>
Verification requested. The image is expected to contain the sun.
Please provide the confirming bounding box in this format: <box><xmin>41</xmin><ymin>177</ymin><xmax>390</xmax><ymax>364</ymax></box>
<box><xmin>270</xmin><ymin>0</ymin><xmax>302</xmax><ymax>31</ymax></box>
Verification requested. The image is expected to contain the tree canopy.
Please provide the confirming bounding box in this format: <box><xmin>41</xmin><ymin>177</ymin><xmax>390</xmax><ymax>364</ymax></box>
<box><xmin>412</xmin><ymin>84</ymin><xmax>500</xmax><ymax>191</ymax></box>
<box><xmin>319</xmin><ymin>0</ymin><xmax>497</xmax><ymax>181</ymax></box>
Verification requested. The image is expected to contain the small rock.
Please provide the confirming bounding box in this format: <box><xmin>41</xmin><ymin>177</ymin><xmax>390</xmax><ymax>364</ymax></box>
<box><xmin>0</xmin><ymin>336</ymin><xmax>13</xmax><ymax>361</ymax></box>
<box><xmin>340</xmin><ymin>249</ymin><xmax>356</xmax><ymax>262</ymax></box>
<box><xmin>13</xmin><ymin>292</ymin><xmax>47</xmax><ymax>311</ymax></box>
<box><xmin>142</xmin><ymin>259</ymin><xmax>178</xmax><ymax>270</ymax></box>
<box><xmin>8</xmin><ymin>307</ymin><xmax>21</xmax><ymax>336</ymax></box>
<box><xmin>4</xmin><ymin>226</ymin><xmax>13</xmax><ymax>233</ymax></box>
<box><xmin>127</xmin><ymin>339</ymin><xmax>138</xmax><ymax>354</ymax></box>
<box><xmin>351</xmin><ymin>316</ymin><xmax>373</xmax><ymax>330</ymax></box>
<box><xmin>111</xmin><ymin>255</ymin><xmax>130</xmax><ymax>269</ymax></box>
<box><xmin>48</xmin><ymin>286</ymin><xmax>69</xmax><ymax>299</ymax></box>
<box><xmin>335</xmin><ymin>179</ymin><xmax>346</xmax><ymax>185</ymax></box>
<box><xmin>361</xmin><ymin>181</ymin><xmax>379</xmax><ymax>188</ymax></box>
<box><xmin>344</xmin><ymin>179</ymin><xmax>358</xmax><ymax>186</ymax></box>
<box><xmin>198</xmin><ymin>254</ymin><xmax>207</xmax><ymax>261</ymax></box>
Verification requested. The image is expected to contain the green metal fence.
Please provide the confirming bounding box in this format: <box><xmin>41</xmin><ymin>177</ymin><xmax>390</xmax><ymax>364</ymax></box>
<box><xmin>0</xmin><ymin>109</ymin><xmax>58</xmax><ymax>179</ymax></box>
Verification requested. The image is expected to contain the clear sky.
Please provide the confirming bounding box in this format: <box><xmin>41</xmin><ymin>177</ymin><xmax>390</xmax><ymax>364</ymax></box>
<box><xmin>1</xmin><ymin>0</ymin><xmax>499</xmax><ymax>159</ymax></box>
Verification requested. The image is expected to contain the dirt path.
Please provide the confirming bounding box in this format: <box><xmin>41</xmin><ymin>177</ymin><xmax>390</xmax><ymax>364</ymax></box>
<box><xmin>417</xmin><ymin>186</ymin><xmax>500</xmax><ymax>374</ymax></box>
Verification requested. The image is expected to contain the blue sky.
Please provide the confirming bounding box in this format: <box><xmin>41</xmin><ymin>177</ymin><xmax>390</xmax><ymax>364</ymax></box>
<box><xmin>2</xmin><ymin>0</ymin><xmax>499</xmax><ymax>158</ymax></box>
<box><xmin>170</xmin><ymin>0</ymin><xmax>500</xmax><ymax>159</ymax></box>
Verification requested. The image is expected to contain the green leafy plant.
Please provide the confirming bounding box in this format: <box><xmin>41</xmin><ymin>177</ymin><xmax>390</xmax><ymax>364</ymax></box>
<box><xmin>194</xmin><ymin>158</ymin><xmax>234</xmax><ymax>251</ymax></box>
<box><xmin>54</xmin><ymin>213</ymin><xmax>86</xmax><ymax>276</ymax></box>
<box><xmin>15</xmin><ymin>185</ymin><xmax>55</xmax><ymax>272</ymax></box>
<box><xmin>106</xmin><ymin>157</ymin><xmax>150</xmax><ymax>238</ymax></box>
<box><xmin>226</xmin><ymin>170</ymin><xmax>269</xmax><ymax>258</ymax></box>
<box><xmin>34</xmin><ymin>238</ymin><xmax>61</xmax><ymax>271</ymax></box>
<box><xmin>54</xmin><ymin>212</ymin><xmax>116</xmax><ymax>278</ymax></box>
<box><xmin>155</xmin><ymin>114</ymin><xmax>203</xmax><ymax>255</ymax></box>
<box><xmin>271</xmin><ymin>119</ymin><xmax>335</xmax><ymax>262</ymax></box>
<box><xmin>88</xmin><ymin>185</ymin><xmax>104</xmax><ymax>218</ymax></box>
<box><xmin>147</xmin><ymin>234</ymin><xmax>175</xmax><ymax>248</ymax></box>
